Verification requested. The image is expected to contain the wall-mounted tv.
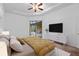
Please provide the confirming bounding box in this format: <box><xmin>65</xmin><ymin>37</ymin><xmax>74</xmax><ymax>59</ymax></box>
<box><xmin>49</xmin><ymin>23</ymin><xmax>63</xmax><ymax>33</ymax></box>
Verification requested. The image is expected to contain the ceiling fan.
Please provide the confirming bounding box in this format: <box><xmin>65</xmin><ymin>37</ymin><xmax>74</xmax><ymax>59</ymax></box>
<box><xmin>28</xmin><ymin>3</ymin><xmax>44</xmax><ymax>12</ymax></box>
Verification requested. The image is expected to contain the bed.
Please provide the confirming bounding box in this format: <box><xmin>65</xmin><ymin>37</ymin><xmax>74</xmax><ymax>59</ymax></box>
<box><xmin>11</xmin><ymin>36</ymin><xmax>70</xmax><ymax>56</ymax></box>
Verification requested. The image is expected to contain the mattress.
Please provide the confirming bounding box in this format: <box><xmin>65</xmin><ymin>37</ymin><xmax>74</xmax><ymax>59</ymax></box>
<box><xmin>12</xmin><ymin>43</ymin><xmax>55</xmax><ymax>56</ymax></box>
<box><xmin>12</xmin><ymin>44</ymin><xmax>70</xmax><ymax>56</ymax></box>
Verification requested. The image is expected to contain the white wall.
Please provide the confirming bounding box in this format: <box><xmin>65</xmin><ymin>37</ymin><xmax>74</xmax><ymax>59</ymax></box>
<box><xmin>0</xmin><ymin>4</ymin><xmax>4</xmax><ymax>30</ymax></box>
<box><xmin>4</xmin><ymin>13</ymin><xmax>29</xmax><ymax>37</ymax></box>
<box><xmin>4</xmin><ymin>4</ymin><xmax>79</xmax><ymax>48</ymax></box>
<box><xmin>42</xmin><ymin>4</ymin><xmax>79</xmax><ymax>48</ymax></box>
<box><xmin>24</xmin><ymin>4</ymin><xmax>79</xmax><ymax>48</ymax></box>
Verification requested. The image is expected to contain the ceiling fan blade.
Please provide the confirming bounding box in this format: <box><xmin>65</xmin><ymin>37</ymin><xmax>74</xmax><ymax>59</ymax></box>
<box><xmin>38</xmin><ymin>3</ymin><xmax>43</xmax><ymax>6</ymax></box>
<box><xmin>28</xmin><ymin>8</ymin><xmax>32</xmax><ymax>10</ymax></box>
<box><xmin>39</xmin><ymin>8</ymin><xmax>43</xmax><ymax>10</ymax></box>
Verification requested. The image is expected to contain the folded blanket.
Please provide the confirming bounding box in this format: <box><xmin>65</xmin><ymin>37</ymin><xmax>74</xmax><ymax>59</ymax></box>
<box><xmin>19</xmin><ymin>36</ymin><xmax>55</xmax><ymax>56</ymax></box>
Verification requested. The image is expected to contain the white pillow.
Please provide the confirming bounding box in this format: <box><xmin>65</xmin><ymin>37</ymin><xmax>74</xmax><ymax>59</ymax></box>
<box><xmin>0</xmin><ymin>38</ymin><xmax>9</xmax><ymax>47</ymax></box>
<box><xmin>10</xmin><ymin>36</ymin><xmax>23</xmax><ymax>52</ymax></box>
<box><xmin>0</xmin><ymin>35</ymin><xmax>10</xmax><ymax>41</ymax></box>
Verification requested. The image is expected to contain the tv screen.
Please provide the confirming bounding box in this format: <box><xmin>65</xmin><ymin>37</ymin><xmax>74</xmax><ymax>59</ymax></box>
<box><xmin>49</xmin><ymin>23</ymin><xmax>63</xmax><ymax>33</ymax></box>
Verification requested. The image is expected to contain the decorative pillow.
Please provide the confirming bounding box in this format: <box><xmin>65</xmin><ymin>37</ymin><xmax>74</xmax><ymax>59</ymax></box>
<box><xmin>0</xmin><ymin>35</ymin><xmax>10</xmax><ymax>41</ymax></box>
<box><xmin>0</xmin><ymin>38</ymin><xmax>9</xmax><ymax>47</ymax></box>
<box><xmin>17</xmin><ymin>37</ymin><xmax>26</xmax><ymax>45</ymax></box>
<box><xmin>10</xmin><ymin>36</ymin><xmax>23</xmax><ymax>52</ymax></box>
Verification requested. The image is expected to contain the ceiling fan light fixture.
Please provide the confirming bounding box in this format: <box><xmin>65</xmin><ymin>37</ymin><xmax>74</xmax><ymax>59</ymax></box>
<box><xmin>32</xmin><ymin>4</ymin><xmax>35</xmax><ymax>10</ymax></box>
<box><xmin>28</xmin><ymin>3</ymin><xmax>44</xmax><ymax>12</ymax></box>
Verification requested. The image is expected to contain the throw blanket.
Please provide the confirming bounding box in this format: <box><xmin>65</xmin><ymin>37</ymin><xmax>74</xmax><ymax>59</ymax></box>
<box><xmin>18</xmin><ymin>36</ymin><xmax>55</xmax><ymax>56</ymax></box>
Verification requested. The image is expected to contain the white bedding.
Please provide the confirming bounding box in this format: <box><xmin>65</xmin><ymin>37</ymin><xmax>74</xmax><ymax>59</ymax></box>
<box><xmin>12</xmin><ymin>44</ymin><xmax>35</xmax><ymax>56</ymax></box>
<box><xmin>46</xmin><ymin>47</ymin><xmax>70</xmax><ymax>56</ymax></box>
<box><xmin>12</xmin><ymin>44</ymin><xmax>70</xmax><ymax>56</ymax></box>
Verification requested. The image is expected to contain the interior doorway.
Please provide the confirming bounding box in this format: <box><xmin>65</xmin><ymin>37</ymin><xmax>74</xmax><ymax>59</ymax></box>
<box><xmin>29</xmin><ymin>20</ymin><xmax>42</xmax><ymax>38</ymax></box>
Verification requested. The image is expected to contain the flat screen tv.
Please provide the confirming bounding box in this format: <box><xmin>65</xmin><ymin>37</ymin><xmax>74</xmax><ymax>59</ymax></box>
<box><xmin>49</xmin><ymin>23</ymin><xmax>63</xmax><ymax>33</ymax></box>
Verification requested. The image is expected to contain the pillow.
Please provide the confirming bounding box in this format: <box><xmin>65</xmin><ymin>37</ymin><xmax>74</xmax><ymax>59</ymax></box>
<box><xmin>17</xmin><ymin>37</ymin><xmax>26</xmax><ymax>45</ymax></box>
<box><xmin>0</xmin><ymin>38</ymin><xmax>9</xmax><ymax>47</ymax></box>
<box><xmin>10</xmin><ymin>36</ymin><xmax>23</xmax><ymax>52</ymax></box>
<box><xmin>0</xmin><ymin>35</ymin><xmax>10</xmax><ymax>41</ymax></box>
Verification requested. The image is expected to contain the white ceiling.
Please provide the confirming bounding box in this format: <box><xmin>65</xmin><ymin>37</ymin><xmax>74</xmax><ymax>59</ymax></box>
<box><xmin>3</xmin><ymin>3</ymin><xmax>72</xmax><ymax>16</ymax></box>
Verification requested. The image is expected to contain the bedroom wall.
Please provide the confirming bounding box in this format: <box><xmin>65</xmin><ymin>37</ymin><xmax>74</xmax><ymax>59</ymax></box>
<box><xmin>25</xmin><ymin>4</ymin><xmax>79</xmax><ymax>48</ymax></box>
<box><xmin>43</xmin><ymin>4</ymin><xmax>78</xmax><ymax>48</ymax></box>
<box><xmin>4</xmin><ymin>4</ymin><xmax>79</xmax><ymax>48</ymax></box>
<box><xmin>4</xmin><ymin>12</ymin><xmax>29</xmax><ymax>37</ymax></box>
<box><xmin>0</xmin><ymin>4</ymin><xmax>4</xmax><ymax>31</ymax></box>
